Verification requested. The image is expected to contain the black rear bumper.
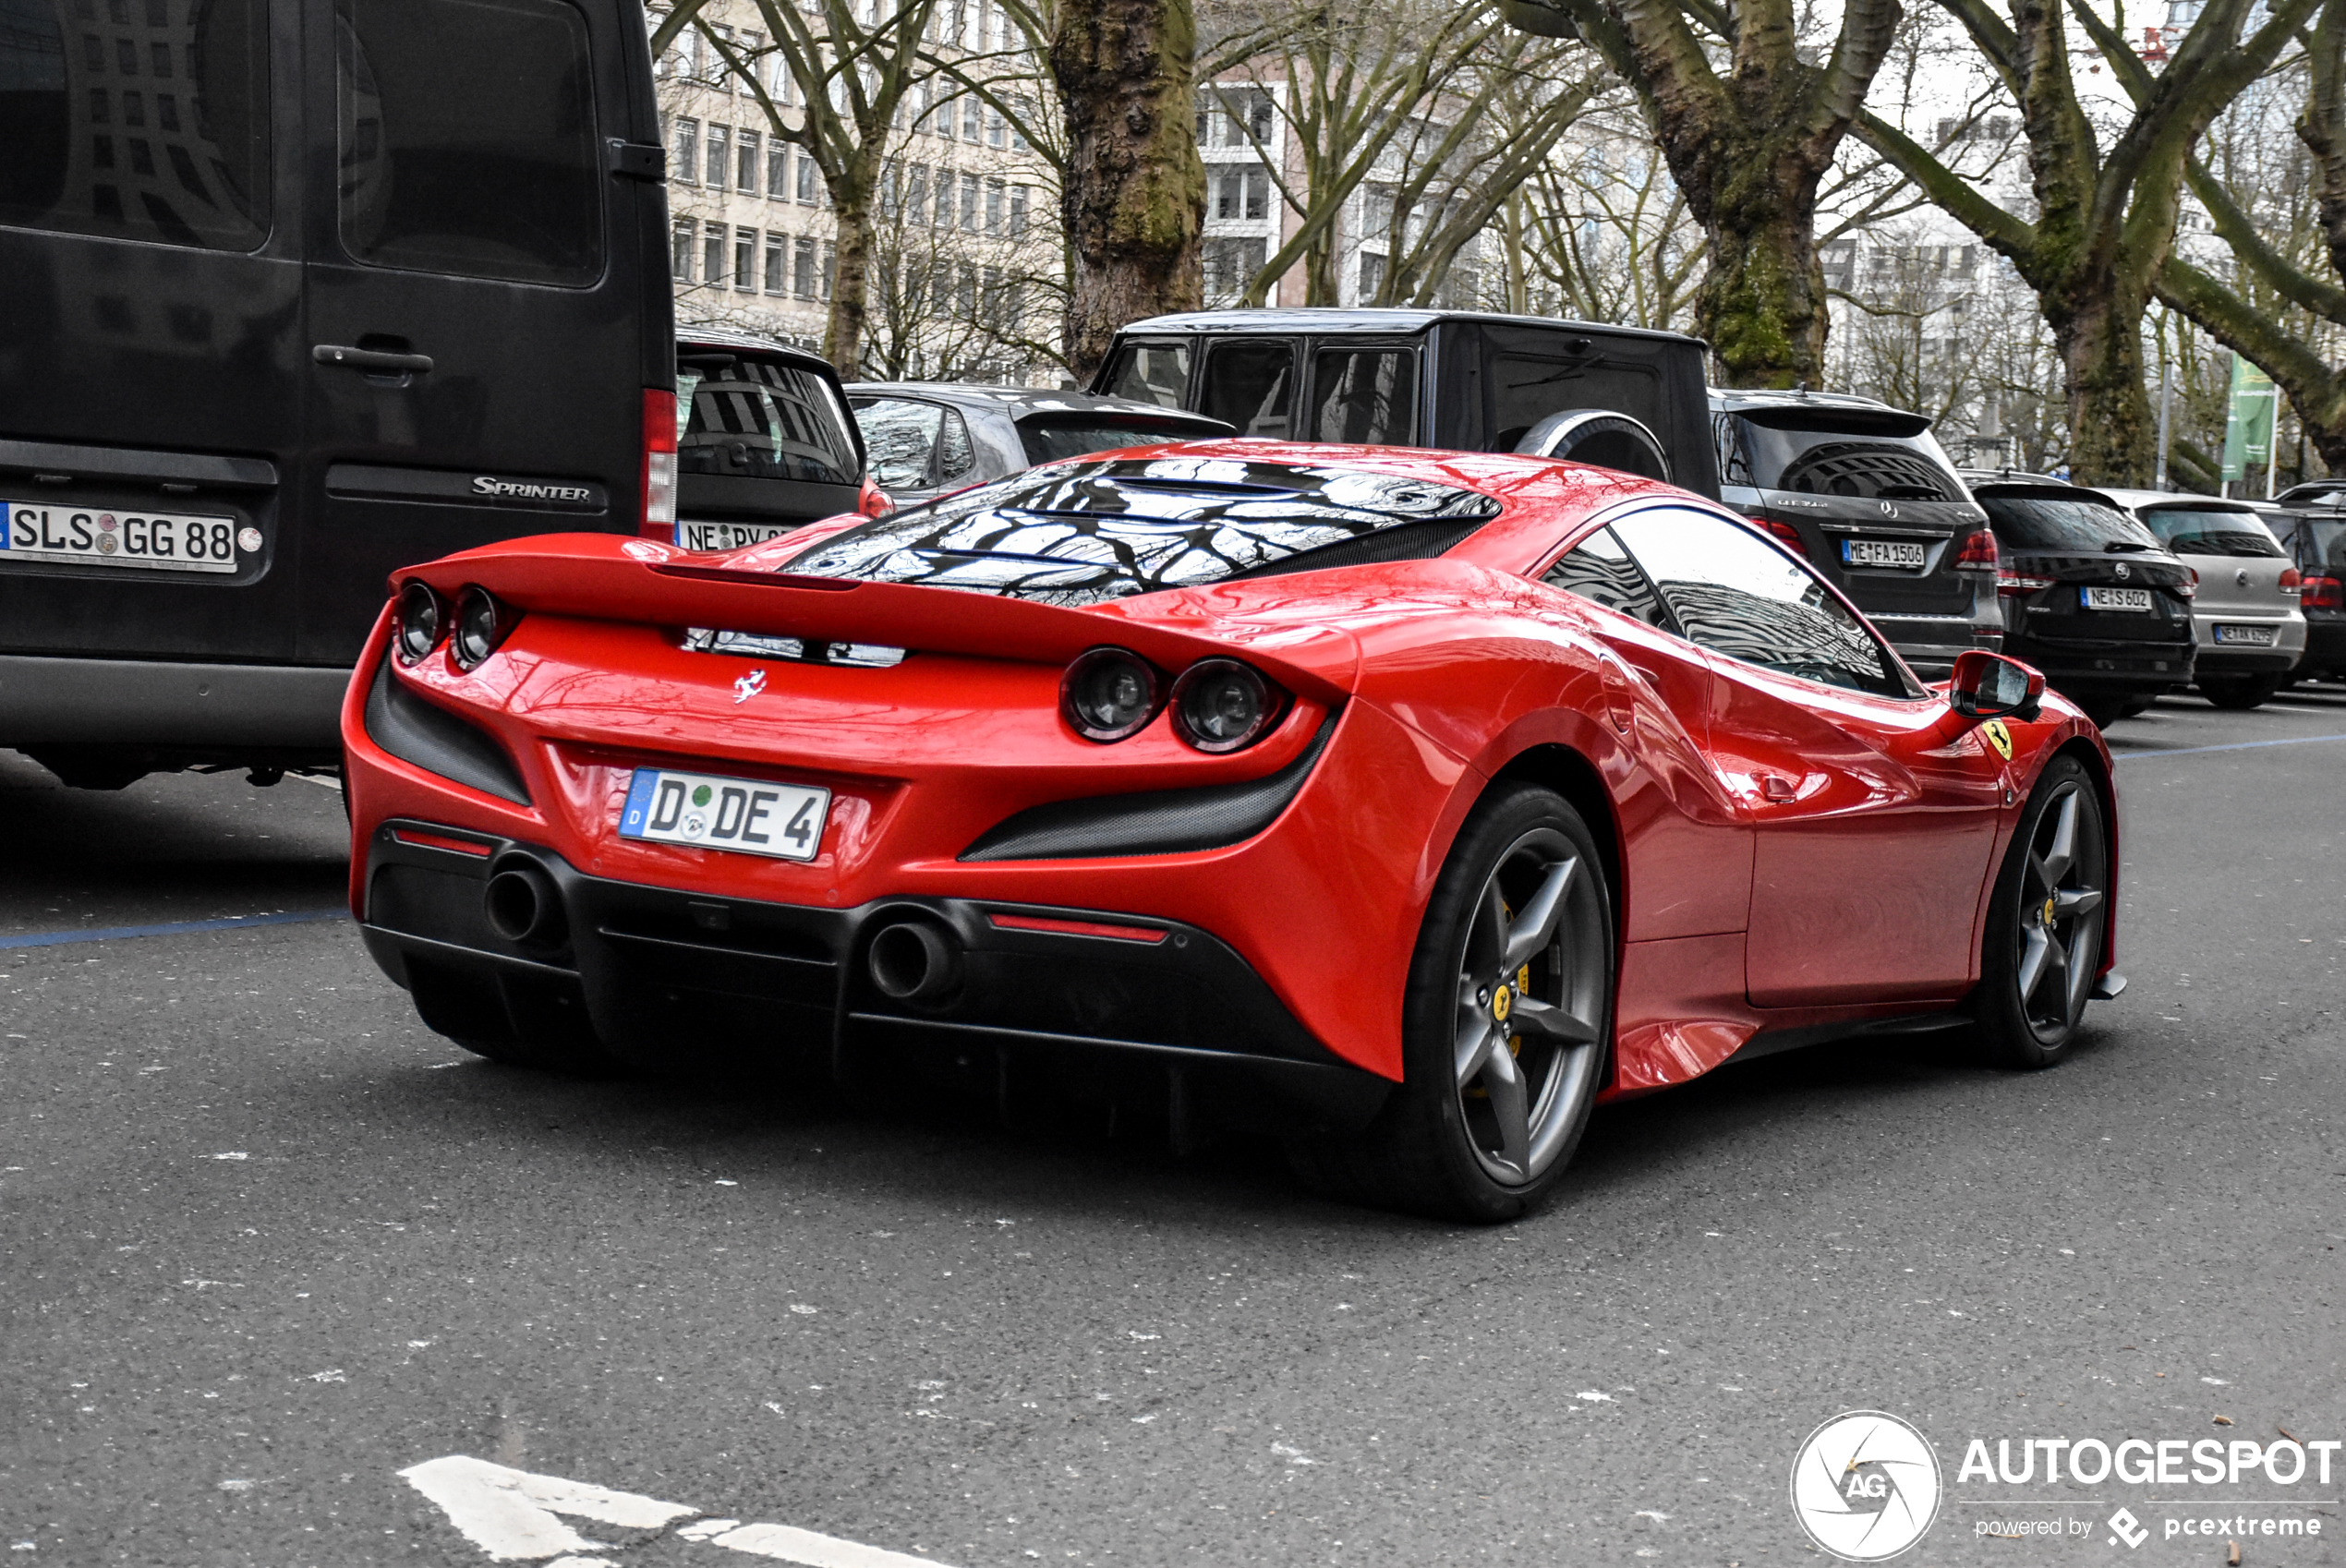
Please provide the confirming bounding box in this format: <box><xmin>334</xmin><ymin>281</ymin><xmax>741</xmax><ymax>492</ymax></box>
<box><xmin>358</xmin><ymin>823</ymin><xmax>1393</xmax><ymax>1136</ymax></box>
<box><xmin>2002</xmin><ymin>632</ymin><xmax>2195</xmax><ymax>696</ymax></box>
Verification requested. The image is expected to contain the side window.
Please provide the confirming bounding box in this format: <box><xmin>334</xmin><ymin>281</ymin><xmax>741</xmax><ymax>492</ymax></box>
<box><xmin>1610</xmin><ymin>506</ymin><xmax>1909</xmax><ymax>698</ymax></box>
<box><xmin>1542</xmin><ymin>525</ymin><xmax>1668</xmax><ymax>630</ymax></box>
<box><xmin>1199</xmin><ymin>339</ymin><xmax>1296</xmax><ymax>438</ymax></box>
<box><xmin>935</xmin><ymin>405</ymin><xmax>976</xmax><ymax>484</ymax></box>
<box><xmin>1712</xmin><ymin>413</ymin><xmax>1752</xmax><ymax>486</ymax></box>
<box><xmin>1100</xmin><ymin>339</ymin><xmax>1191</xmax><ymax>409</ymax></box>
<box><xmin>337</xmin><ymin>0</ymin><xmax>602</xmax><ymax>285</ymax></box>
<box><xmin>853</xmin><ymin>396</ymin><xmax>944</xmax><ymax>490</ymax></box>
<box><xmin>0</xmin><ymin>0</ymin><xmax>270</xmax><ymax>249</ymax></box>
<box><xmin>1312</xmin><ymin>348</ymin><xmax>1417</xmax><ymax>443</ymax></box>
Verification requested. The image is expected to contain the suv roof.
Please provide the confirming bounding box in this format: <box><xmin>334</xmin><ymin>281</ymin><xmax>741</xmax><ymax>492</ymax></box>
<box><xmin>1957</xmin><ymin>471</ymin><xmax>2124</xmax><ymax>506</ymax></box>
<box><xmin>677</xmin><ymin>325</ymin><xmax>837</xmax><ymax>373</ymax></box>
<box><xmin>843</xmin><ymin>382</ymin><xmax>1231</xmax><ymax>425</ymax></box>
<box><xmin>1115</xmin><ymin>307</ymin><xmax>1703</xmax><ymax>347</ymax></box>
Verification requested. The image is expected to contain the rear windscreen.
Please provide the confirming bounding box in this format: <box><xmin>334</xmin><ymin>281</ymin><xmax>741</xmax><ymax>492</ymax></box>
<box><xmin>1978</xmin><ymin>494</ymin><xmax>2161</xmax><ymax>552</ymax></box>
<box><xmin>1491</xmin><ymin>350</ymin><xmax>1661</xmax><ymax>454</ymax></box>
<box><xmin>1728</xmin><ymin>415</ymin><xmax>1962</xmax><ymax>501</ymax></box>
<box><xmin>2138</xmin><ymin>506</ymin><xmax>2285</xmax><ymax>558</ymax></box>
<box><xmin>679</xmin><ymin>357</ymin><xmax>859</xmax><ymax>487</ymax></box>
<box><xmin>782</xmin><ymin>456</ymin><xmax>1501</xmax><ymax>607</ymax></box>
<box><xmin>1017</xmin><ymin>417</ymin><xmax>1220</xmax><ymax>466</ymax></box>
<box><xmin>2288</xmin><ymin>515</ymin><xmax>2346</xmax><ymax>570</ymax></box>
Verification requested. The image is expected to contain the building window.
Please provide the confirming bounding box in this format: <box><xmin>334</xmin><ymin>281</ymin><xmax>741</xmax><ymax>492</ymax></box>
<box><xmin>703</xmin><ymin>223</ymin><xmax>726</xmax><ymax>291</ymax></box>
<box><xmin>794</xmin><ymin>235</ymin><xmax>816</xmax><ymax>299</ymax></box>
<box><xmin>961</xmin><ymin>97</ymin><xmax>981</xmax><ymax>141</ymax></box>
<box><xmin>959</xmin><ymin>171</ymin><xmax>978</xmax><ymax>232</ymax></box>
<box><xmin>907</xmin><ymin>165</ymin><xmax>929</xmax><ymax>225</ymax></box>
<box><xmin>768</xmin><ymin>139</ymin><xmax>789</xmax><ymax>199</ymax></box>
<box><xmin>671</xmin><ymin>218</ymin><xmax>695</xmax><ymax>280</ymax></box>
<box><xmin>934</xmin><ymin>93</ymin><xmax>955</xmax><ymax>139</ymax></box>
<box><xmin>820</xmin><ymin>241</ymin><xmax>836</xmax><ymax>300</ymax></box>
<box><xmin>986</xmin><ymin>106</ymin><xmax>1005</xmax><ymax>148</ymax></box>
<box><xmin>765</xmin><ymin>233</ymin><xmax>787</xmax><ymax>293</ymax></box>
<box><xmin>1009</xmin><ymin>184</ymin><xmax>1027</xmax><ymax>235</ymax></box>
<box><xmin>1212</xmin><ymin>166</ymin><xmax>1268</xmax><ymax>221</ymax></box>
<box><xmin>734</xmin><ymin>227</ymin><xmax>756</xmax><ymax>289</ymax></box>
<box><xmin>737</xmin><ymin>129</ymin><xmax>758</xmax><ymax>192</ymax></box>
<box><xmin>672</xmin><ymin>118</ymin><xmax>698</xmax><ymax>185</ymax></box>
<box><xmin>935</xmin><ymin>167</ymin><xmax>954</xmax><ymax>227</ymax></box>
<box><xmin>956</xmin><ymin>260</ymin><xmax>976</xmax><ymax>318</ymax></box>
<box><xmin>796</xmin><ymin>149</ymin><xmax>818</xmax><ymax>204</ymax></box>
<box><xmin>984</xmin><ymin>178</ymin><xmax>1003</xmax><ymax>237</ymax></box>
<box><xmin>1357</xmin><ymin>251</ymin><xmax>1385</xmax><ymax>302</ymax></box>
<box><xmin>705</xmin><ymin>124</ymin><xmax>729</xmax><ymax>188</ymax></box>
<box><xmin>1203</xmin><ymin>235</ymin><xmax>1265</xmax><ymax>305</ymax></box>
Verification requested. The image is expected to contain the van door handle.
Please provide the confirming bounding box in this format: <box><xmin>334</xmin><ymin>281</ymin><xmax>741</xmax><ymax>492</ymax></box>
<box><xmin>313</xmin><ymin>344</ymin><xmax>434</xmax><ymax>375</ymax></box>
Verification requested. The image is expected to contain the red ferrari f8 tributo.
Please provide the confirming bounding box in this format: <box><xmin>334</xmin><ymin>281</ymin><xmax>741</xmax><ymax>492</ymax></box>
<box><xmin>342</xmin><ymin>443</ymin><xmax>2121</xmax><ymax>1220</ymax></box>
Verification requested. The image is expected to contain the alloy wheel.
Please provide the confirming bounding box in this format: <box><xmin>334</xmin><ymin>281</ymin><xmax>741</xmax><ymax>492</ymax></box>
<box><xmin>2013</xmin><ymin>781</ymin><xmax>2108</xmax><ymax>1041</ymax></box>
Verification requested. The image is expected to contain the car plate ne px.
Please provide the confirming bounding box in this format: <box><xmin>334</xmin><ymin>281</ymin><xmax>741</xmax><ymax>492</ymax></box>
<box><xmin>3</xmin><ymin>501</ymin><xmax>248</xmax><ymax>573</ymax></box>
<box><xmin>2082</xmin><ymin>585</ymin><xmax>2153</xmax><ymax>611</ymax></box>
<box><xmin>619</xmin><ymin>767</ymin><xmax>828</xmax><ymax>861</ymax></box>
<box><xmin>678</xmin><ymin>520</ymin><xmax>788</xmax><ymax>553</ymax></box>
<box><xmin>1842</xmin><ymin>538</ymin><xmax>1928</xmax><ymax>569</ymax></box>
<box><xmin>2212</xmin><ymin>622</ymin><xmax>2279</xmax><ymax>646</ymax></box>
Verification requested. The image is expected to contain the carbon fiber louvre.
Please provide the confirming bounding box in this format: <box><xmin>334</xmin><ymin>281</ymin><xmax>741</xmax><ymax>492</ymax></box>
<box><xmin>959</xmin><ymin>716</ymin><xmax>1338</xmax><ymax>861</ymax></box>
<box><xmin>781</xmin><ymin>457</ymin><xmax>1501</xmax><ymax>608</ymax></box>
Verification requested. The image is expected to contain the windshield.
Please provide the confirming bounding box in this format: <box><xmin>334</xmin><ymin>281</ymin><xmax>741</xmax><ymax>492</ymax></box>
<box><xmin>1017</xmin><ymin>417</ymin><xmax>1220</xmax><ymax>466</ymax></box>
<box><xmin>780</xmin><ymin>456</ymin><xmax>1501</xmax><ymax>607</ymax></box>
<box><xmin>2137</xmin><ymin>506</ymin><xmax>2285</xmax><ymax>558</ymax></box>
<box><xmin>1728</xmin><ymin>416</ymin><xmax>1964</xmax><ymax>501</ymax></box>
<box><xmin>678</xmin><ymin>356</ymin><xmax>860</xmax><ymax>487</ymax></box>
<box><xmin>1978</xmin><ymin>494</ymin><xmax>2162</xmax><ymax>552</ymax></box>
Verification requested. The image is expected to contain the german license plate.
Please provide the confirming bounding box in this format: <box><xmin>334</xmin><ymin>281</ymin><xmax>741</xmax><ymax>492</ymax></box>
<box><xmin>619</xmin><ymin>767</ymin><xmax>828</xmax><ymax>861</ymax></box>
<box><xmin>678</xmin><ymin>520</ymin><xmax>788</xmax><ymax>553</ymax></box>
<box><xmin>2082</xmin><ymin>586</ymin><xmax>2152</xmax><ymax>611</ymax></box>
<box><xmin>2213</xmin><ymin>623</ymin><xmax>2279</xmax><ymax>646</ymax></box>
<box><xmin>3</xmin><ymin>501</ymin><xmax>249</xmax><ymax>573</ymax></box>
<box><xmin>1842</xmin><ymin>538</ymin><xmax>1927</xmax><ymax>569</ymax></box>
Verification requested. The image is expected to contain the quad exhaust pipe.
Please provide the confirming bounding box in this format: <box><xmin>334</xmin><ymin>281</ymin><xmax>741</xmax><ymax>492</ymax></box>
<box><xmin>484</xmin><ymin>862</ymin><xmax>566</xmax><ymax>947</ymax></box>
<box><xmin>867</xmin><ymin>920</ymin><xmax>961</xmax><ymax>1005</ymax></box>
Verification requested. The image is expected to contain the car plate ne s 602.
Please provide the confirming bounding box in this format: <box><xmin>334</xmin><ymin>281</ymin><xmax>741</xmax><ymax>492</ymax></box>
<box><xmin>2082</xmin><ymin>585</ymin><xmax>2153</xmax><ymax>611</ymax></box>
<box><xmin>1842</xmin><ymin>538</ymin><xmax>1928</xmax><ymax>569</ymax></box>
<box><xmin>2212</xmin><ymin>622</ymin><xmax>2279</xmax><ymax>646</ymax></box>
<box><xmin>618</xmin><ymin>767</ymin><xmax>828</xmax><ymax>861</ymax></box>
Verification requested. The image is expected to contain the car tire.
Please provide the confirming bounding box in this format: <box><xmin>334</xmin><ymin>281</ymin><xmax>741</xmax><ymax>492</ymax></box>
<box><xmin>1975</xmin><ymin>756</ymin><xmax>2109</xmax><ymax>1069</ymax></box>
<box><xmin>2198</xmin><ymin>674</ymin><xmax>2279</xmax><ymax>709</ymax></box>
<box><xmin>2074</xmin><ymin>696</ymin><xmax>2129</xmax><ymax>730</ymax></box>
<box><xmin>1288</xmin><ymin>783</ymin><xmax>1614</xmax><ymax>1223</ymax></box>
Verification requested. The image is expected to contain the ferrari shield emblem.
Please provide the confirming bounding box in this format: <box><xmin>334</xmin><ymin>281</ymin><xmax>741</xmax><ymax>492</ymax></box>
<box><xmin>1982</xmin><ymin>718</ymin><xmax>2013</xmax><ymax>761</ymax></box>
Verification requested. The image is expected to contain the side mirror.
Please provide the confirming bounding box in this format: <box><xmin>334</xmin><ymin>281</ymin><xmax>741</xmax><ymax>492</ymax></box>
<box><xmin>1950</xmin><ymin>649</ymin><xmax>2044</xmax><ymax>721</ymax></box>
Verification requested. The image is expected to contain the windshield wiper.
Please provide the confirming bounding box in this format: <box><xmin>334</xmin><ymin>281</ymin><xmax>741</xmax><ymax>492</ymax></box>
<box><xmin>2103</xmin><ymin>540</ymin><xmax>2155</xmax><ymax>552</ymax></box>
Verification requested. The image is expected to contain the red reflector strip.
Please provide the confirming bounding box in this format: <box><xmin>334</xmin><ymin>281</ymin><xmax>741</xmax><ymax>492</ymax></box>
<box><xmin>391</xmin><ymin>827</ymin><xmax>495</xmax><ymax>858</ymax></box>
<box><xmin>986</xmin><ymin>912</ymin><xmax>1168</xmax><ymax>944</ymax></box>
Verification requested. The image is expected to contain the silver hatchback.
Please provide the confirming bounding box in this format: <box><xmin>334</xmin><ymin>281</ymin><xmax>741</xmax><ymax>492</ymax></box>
<box><xmin>2099</xmin><ymin>490</ymin><xmax>2306</xmax><ymax>709</ymax></box>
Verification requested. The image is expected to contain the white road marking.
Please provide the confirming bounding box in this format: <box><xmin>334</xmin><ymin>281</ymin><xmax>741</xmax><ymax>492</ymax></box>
<box><xmin>698</xmin><ymin>1520</ymin><xmax>956</xmax><ymax>1566</ymax></box>
<box><xmin>399</xmin><ymin>1455</ymin><xmax>696</xmax><ymax>1561</ymax></box>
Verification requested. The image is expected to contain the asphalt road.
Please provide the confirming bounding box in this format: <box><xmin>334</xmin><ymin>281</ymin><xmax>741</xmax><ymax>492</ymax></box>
<box><xmin>5</xmin><ymin>689</ymin><xmax>2344</xmax><ymax>1568</ymax></box>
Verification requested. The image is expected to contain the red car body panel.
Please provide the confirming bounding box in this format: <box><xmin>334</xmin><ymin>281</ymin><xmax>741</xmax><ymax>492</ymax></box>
<box><xmin>340</xmin><ymin>441</ymin><xmax>2117</xmax><ymax>1108</ymax></box>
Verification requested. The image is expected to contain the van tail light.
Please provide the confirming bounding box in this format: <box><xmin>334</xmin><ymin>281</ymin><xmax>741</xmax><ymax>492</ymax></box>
<box><xmin>2278</xmin><ymin>565</ymin><xmax>2303</xmax><ymax>594</ymax></box>
<box><xmin>2303</xmin><ymin>573</ymin><xmax>2344</xmax><ymax>610</ymax></box>
<box><xmin>641</xmin><ymin>387</ymin><xmax>679</xmax><ymax>542</ymax></box>
<box><xmin>857</xmin><ymin>476</ymin><xmax>894</xmax><ymax>518</ymax></box>
<box><xmin>1750</xmin><ymin>514</ymin><xmax>1806</xmax><ymax>553</ymax></box>
<box><xmin>1953</xmin><ymin>529</ymin><xmax>2000</xmax><ymax>573</ymax></box>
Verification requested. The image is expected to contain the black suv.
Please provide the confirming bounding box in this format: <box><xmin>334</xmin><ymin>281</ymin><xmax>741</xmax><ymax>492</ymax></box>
<box><xmin>673</xmin><ymin>330</ymin><xmax>871</xmax><ymax>554</ymax></box>
<box><xmin>1960</xmin><ymin>474</ymin><xmax>2196</xmax><ymax>726</ymax></box>
<box><xmin>1</xmin><ymin>0</ymin><xmax>672</xmax><ymax>790</ymax></box>
<box><xmin>2265</xmin><ymin>482</ymin><xmax>2346</xmax><ymax>683</ymax></box>
<box><xmin>1713</xmin><ymin>390</ymin><xmax>2000</xmax><ymax>681</ymax></box>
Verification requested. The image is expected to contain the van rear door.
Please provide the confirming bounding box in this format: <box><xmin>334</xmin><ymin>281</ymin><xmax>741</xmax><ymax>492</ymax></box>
<box><xmin>295</xmin><ymin>0</ymin><xmax>664</xmax><ymax>664</ymax></box>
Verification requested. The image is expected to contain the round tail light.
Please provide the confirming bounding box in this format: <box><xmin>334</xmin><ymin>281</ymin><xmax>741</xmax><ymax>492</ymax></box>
<box><xmin>395</xmin><ymin>581</ymin><xmax>444</xmax><ymax>664</ymax></box>
<box><xmin>452</xmin><ymin>586</ymin><xmax>521</xmax><ymax>670</ymax></box>
<box><xmin>1061</xmin><ymin>647</ymin><xmax>1162</xmax><ymax>742</ymax></box>
<box><xmin>1171</xmin><ymin>658</ymin><xmax>1284</xmax><ymax>753</ymax></box>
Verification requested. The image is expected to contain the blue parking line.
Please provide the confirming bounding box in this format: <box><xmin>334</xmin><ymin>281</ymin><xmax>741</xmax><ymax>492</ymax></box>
<box><xmin>0</xmin><ymin>909</ymin><xmax>347</xmax><ymax>951</ymax></box>
<box><xmin>2111</xmin><ymin>732</ymin><xmax>2346</xmax><ymax>761</ymax></box>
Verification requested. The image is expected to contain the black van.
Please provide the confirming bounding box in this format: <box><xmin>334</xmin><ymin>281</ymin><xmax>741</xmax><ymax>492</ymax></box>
<box><xmin>0</xmin><ymin>0</ymin><xmax>671</xmax><ymax>789</ymax></box>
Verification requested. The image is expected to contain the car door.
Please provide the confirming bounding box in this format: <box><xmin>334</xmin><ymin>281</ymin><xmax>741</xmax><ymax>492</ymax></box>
<box><xmin>850</xmin><ymin>394</ymin><xmax>979</xmax><ymax>506</ymax></box>
<box><xmin>1607</xmin><ymin>503</ymin><xmax>2004</xmax><ymax>1007</ymax></box>
<box><xmin>294</xmin><ymin>0</ymin><xmax>660</xmax><ymax>663</ymax></box>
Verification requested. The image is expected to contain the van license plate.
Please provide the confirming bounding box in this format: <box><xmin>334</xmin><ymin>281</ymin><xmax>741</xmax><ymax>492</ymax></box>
<box><xmin>619</xmin><ymin>767</ymin><xmax>829</xmax><ymax>862</ymax></box>
<box><xmin>2212</xmin><ymin>623</ymin><xmax>2279</xmax><ymax>646</ymax></box>
<box><xmin>679</xmin><ymin>520</ymin><xmax>788</xmax><ymax>553</ymax></box>
<box><xmin>3</xmin><ymin>502</ymin><xmax>247</xmax><ymax>573</ymax></box>
<box><xmin>2082</xmin><ymin>586</ymin><xmax>2152</xmax><ymax>611</ymax></box>
<box><xmin>1842</xmin><ymin>538</ymin><xmax>1928</xmax><ymax>569</ymax></box>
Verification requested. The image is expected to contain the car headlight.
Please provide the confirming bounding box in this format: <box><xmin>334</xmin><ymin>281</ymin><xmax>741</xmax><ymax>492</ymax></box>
<box><xmin>1061</xmin><ymin>647</ymin><xmax>1162</xmax><ymax>742</ymax></box>
<box><xmin>452</xmin><ymin>586</ymin><xmax>521</xmax><ymax>670</ymax></box>
<box><xmin>395</xmin><ymin>582</ymin><xmax>444</xmax><ymax>664</ymax></box>
<box><xmin>1171</xmin><ymin>658</ymin><xmax>1283</xmax><ymax>753</ymax></box>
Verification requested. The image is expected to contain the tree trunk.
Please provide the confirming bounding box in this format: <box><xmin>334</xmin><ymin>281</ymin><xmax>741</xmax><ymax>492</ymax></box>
<box><xmin>1691</xmin><ymin>151</ymin><xmax>1829</xmax><ymax>388</ymax></box>
<box><xmin>1051</xmin><ymin>0</ymin><xmax>1206</xmax><ymax>381</ymax></box>
<box><xmin>825</xmin><ymin>162</ymin><xmax>877</xmax><ymax>375</ymax></box>
<box><xmin>2044</xmin><ymin>281</ymin><xmax>2160</xmax><ymax>486</ymax></box>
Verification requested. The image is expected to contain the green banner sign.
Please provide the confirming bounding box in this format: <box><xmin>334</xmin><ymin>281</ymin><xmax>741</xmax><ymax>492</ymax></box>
<box><xmin>2220</xmin><ymin>353</ymin><xmax>2277</xmax><ymax>482</ymax></box>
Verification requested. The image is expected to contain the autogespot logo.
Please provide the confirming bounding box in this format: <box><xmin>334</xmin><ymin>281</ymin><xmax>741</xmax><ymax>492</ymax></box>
<box><xmin>1791</xmin><ymin>1411</ymin><xmax>1943</xmax><ymax>1561</ymax></box>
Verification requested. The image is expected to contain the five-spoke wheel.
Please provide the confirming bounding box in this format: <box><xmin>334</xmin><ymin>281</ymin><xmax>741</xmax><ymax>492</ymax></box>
<box><xmin>1978</xmin><ymin>756</ymin><xmax>2110</xmax><ymax>1067</ymax></box>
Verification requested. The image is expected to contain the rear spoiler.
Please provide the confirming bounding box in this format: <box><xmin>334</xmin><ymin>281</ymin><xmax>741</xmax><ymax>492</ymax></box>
<box><xmin>393</xmin><ymin>534</ymin><xmax>1360</xmax><ymax>700</ymax></box>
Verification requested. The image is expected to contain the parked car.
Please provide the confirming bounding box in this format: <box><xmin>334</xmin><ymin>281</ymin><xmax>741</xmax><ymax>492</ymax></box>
<box><xmin>1715</xmin><ymin>390</ymin><xmax>2001</xmax><ymax>680</ymax></box>
<box><xmin>0</xmin><ymin>0</ymin><xmax>674</xmax><ymax>790</ymax></box>
<box><xmin>672</xmin><ymin>331</ymin><xmax>880</xmax><ymax>554</ymax></box>
<box><xmin>2263</xmin><ymin>481</ymin><xmax>2346</xmax><ymax>683</ymax></box>
<box><xmin>846</xmin><ymin>385</ymin><xmax>1233</xmax><ymax>506</ymax></box>
<box><xmin>1961</xmin><ymin>474</ymin><xmax>2196</xmax><ymax>727</ymax></box>
<box><xmin>345</xmin><ymin>441</ymin><xmax>2120</xmax><ymax>1223</ymax></box>
<box><xmin>2098</xmin><ymin>490</ymin><xmax>2306</xmax><ymax>708</ymax></box>
<box><xmin>1090</xmin><ymin>308</ymin><xmax>1716</xmax><ymax>495</ymax></box>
